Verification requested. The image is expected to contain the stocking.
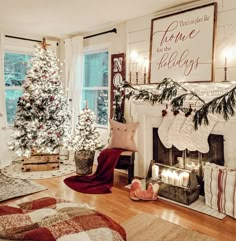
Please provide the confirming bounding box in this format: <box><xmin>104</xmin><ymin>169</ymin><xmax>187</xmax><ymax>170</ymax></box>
<box><xmin>168</xmin><ymin>111</ymin><xmax>186</xmax><ymax>150</ymax></box>
<box><xmin>190</xmin><ymin>114</ymin><xmax>217</xmax><ymax>153</ymax></box>
<box><xmin>158</xmin><ymin>110</ymin><xmax>175</xmax><ymax>148</ymax></box>
<box><xmin>179</xmin><ymin>114</ymin><xmax>196</xmax><ymax>152</ymax></box>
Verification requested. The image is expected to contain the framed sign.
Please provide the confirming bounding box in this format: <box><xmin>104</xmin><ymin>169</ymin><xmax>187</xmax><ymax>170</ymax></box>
<box><xmin>110</xmin><ymin>53</ymin><xmax>126</xmax><ymax>118</ymax></box>
<box><xmin>149</xmin><ymin>3</ymin><xmax>217</xmax><ymax>83</ymax></box>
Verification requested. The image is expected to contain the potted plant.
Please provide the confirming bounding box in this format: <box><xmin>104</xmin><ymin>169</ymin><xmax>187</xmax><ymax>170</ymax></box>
<box><xmin>70</xmin><ymin>103</ymin><xmax>102</xmax><ymax>175</ymax></box>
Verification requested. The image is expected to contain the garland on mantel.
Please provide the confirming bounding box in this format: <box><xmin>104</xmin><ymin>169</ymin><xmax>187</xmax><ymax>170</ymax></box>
<box><xmin>117</xmin><ymin>78</ymin><xmax>236</xmax><ymax>129</ymax></box>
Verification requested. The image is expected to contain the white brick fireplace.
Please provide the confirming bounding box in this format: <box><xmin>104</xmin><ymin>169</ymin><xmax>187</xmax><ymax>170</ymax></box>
<box><xmin>130</xmin><ymin>95</ymin><xmax>236</xmax><ymax>177</ymax></box>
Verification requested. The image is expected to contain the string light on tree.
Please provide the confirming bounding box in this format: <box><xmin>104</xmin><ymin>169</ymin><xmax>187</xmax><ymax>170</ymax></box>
<box><xmin>70</xmin><ymin>101</ymin><xmax>102</xmax><ymax>152</ymax></box>
<box><xmin>8</xmin><ymin>38</ymin><xmax>71</xmax><ymax>157</ymax></box>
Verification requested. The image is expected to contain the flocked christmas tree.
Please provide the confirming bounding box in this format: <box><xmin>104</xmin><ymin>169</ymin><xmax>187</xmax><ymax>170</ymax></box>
<box><xmin>70</xmin><ymin>101</ymin><xmax>102</xmax><ymax>153</ymax></box>
<box><xmin>8</xmin><ymin>38</ymin><xmax>71</xmax><ymax>157</ymax></box>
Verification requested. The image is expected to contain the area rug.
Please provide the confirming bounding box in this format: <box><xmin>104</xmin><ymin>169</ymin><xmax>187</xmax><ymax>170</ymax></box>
<box><xmin>125</xmin><ymin>181</ymin><xmax>226</xmax><ymax>219</ymax></box>
<box><xmin>0</xmin><ymin>173</ymin><xmax>47</xmax><ymax>202</ymax></box>
<box><xmin>122</xmin><ymin>213</ymin><xmax>218</xmax><ymax>241</ymax></box>
<box><xmin>1</xmin><ymin>161</ymin><xmax>76</xmax><ymax>179</ymax></box>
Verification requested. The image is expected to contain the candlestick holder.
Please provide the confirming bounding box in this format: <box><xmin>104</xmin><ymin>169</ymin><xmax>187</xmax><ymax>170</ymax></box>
<box><xmin>135</xmin><ymin>72</ymin><xmax>138</xmax><ymax>85</ymax></box>
<box><xmin>129</xmin><ymin>71</ymin><xmax>132</xmax><ymax>83</ymax></box>
<box><xmin>144</xmin><ymin>72</ymin><xmax>147</xmax><ymax>84</ymax></box>
<box><xmin>223</xmin><ymin>66</ymin><xmax>228</xmax><ymax>82</ymax></box>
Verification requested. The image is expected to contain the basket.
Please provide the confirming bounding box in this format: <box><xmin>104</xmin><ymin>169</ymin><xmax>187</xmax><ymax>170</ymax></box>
<box><xmin>74</xmin><ymin>150</ymin><xmax>95</xmax><ymax>175</ymax></box>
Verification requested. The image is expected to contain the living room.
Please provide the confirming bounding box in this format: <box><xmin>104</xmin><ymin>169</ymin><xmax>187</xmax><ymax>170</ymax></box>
<box><xmin>0</xmin><ymin>0</ymin><xmax>236</xmax><ymax>240</ymax></box>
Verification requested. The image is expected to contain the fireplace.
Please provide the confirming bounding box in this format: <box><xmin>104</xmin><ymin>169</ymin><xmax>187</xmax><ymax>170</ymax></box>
<box><xmin>153</xmin><ymin>128</ymin><xmax>224</xmax><ymax>174</ymax></box>
<box><xmin>129</xmin><ymin>100</ymin><xmax>236</xmax><ymax>178</ymax></box>
<box><xmin>152</xmin><ymin>127</ymin><xmax>224</xmax><ymax>194</ymax></box>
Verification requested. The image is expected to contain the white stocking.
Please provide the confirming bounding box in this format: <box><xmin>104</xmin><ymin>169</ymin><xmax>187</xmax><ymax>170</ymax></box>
<box><xmin>158</xmin><ymin>110</ymin><xmax>175</xmax><ymax>148</ymax></box>
<box><xmin>168</xmin><ymin>111</ymin><xmax>186</xmax><ymax>150</ymax></box>
<box><xmin>179</xmin><ymin>114</ymin><xmax>196</xmax><ymax>152</ymax></box>
<box><xmin>190</xmin><ymin>114</ymin><xmax>217</xmax><ymax>153</ymax></box>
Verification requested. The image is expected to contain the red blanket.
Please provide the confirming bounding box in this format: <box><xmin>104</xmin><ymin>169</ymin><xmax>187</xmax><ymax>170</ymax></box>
<box><xmin>64</xmin><ymin>148</ymin><xmax>124</xmax><ymax>194</ymax></box>
<box><xmin>0</xmin><ymin>197</ymin><xmax>126</xmax><ymax>241</ymax></box>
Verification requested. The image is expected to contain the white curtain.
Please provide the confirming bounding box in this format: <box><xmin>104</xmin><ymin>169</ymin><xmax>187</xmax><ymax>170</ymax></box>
<box><xmin>0</xmin><ymin>34</ymin><xmax>17</xmax><ymax>168</ymax></box>
<box><xmin>64</xmin><ymin>36</ymin><xmax>83</xmax><ymax>131</ymax></box>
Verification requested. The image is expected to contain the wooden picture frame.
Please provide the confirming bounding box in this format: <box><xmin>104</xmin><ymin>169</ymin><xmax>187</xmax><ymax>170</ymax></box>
<box><xmin>149</xmin><ymin>3</ymin><xmax>217</xmax><ymax>83</ymax></box>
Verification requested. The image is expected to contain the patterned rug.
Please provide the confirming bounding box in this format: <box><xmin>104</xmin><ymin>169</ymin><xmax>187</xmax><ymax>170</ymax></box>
<box><xmin>1</xmin><ymin>161</ymin><xmax>76</xmax><ymax>180</ymax></box>
<box><xmin>122</xmin><ymin>213</ymin><xmax>218</xmax><ymax>241</ymax></box>
<box><xmin>0</xmin><ymin>173</ymin><xmax>47</xmax><ymax>202</ymax></box>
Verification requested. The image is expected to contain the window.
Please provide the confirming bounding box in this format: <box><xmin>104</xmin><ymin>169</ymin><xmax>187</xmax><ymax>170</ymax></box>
<box><xmin>82</xmin><ymin>51</ymin><xmax>109</xmax><ymax>126</ymax></box>
<box><xmin>4</xmin><ymin>52</ymin><xmax>32</xmax><ymax>124</ymax></box>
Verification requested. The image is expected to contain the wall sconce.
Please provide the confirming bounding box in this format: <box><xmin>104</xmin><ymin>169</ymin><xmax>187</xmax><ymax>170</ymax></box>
<box><xmin>129</xmin><ymin>51</ymin><xmax>149</xmax><ymax>85</ymax></box>
<box><xmin>223</xmin><ymin>47</ymin><xmax>233</xmax><ymax>82</ymax></box>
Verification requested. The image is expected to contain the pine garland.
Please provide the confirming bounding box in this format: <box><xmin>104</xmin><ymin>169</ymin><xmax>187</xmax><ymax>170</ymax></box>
<box><xmin>193</xmin><ymin>86</ymin><xmax>236</xmax><ymax>129</ymax></box>
<box><xmin>118</xmin><ymin>78</ymin><xmax>236</xmax><ymax>129</ymax></box>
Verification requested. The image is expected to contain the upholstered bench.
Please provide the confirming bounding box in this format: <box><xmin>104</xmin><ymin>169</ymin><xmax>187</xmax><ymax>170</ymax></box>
<box><xmin>115</xmin><ymin>151</ymin><xmax>135</xmax><ymax>184</ymax></box>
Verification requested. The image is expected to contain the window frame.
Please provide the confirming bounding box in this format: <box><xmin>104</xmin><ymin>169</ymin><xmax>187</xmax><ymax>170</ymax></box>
<box><xmin>82</xmin><ymin>47</ymin><xmax>110</xmax><ymax>128</ymax></box>
<box><xmin>2</xmin><ymin>41</ymin><xmax>34</xmax><ymax>127</ymax></box>
<box><xmin>4</xmin><ymin>49</ymin><xmax>33</xmax><ymax>125</ymax></box>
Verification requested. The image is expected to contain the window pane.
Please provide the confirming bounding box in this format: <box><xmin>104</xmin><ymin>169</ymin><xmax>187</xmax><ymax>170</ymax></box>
<box><xmin>82</xmin><ymin>90</ymin><xmax>108</xmax><ymax>125</ymax></box>
<box><xmin>4</xmin><ymin>52</ymin><xmax>31</xmax><ymax>87</ymax></box>
<box><xmin>84</xmin><ymin>52</ymin><xmax>108</xmax><ymax>87</ymax></box>
<box><xmin>5</xmin><ymin>89</ymin><xmax>23</xmax><ymax>124</ymax></box>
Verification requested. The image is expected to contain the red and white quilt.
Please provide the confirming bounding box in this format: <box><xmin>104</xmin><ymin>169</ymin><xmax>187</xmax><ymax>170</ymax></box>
<box><xmin>0</xmin><ymin>197</ymin><xmax>126</xmax><ymax>241</ymax></box>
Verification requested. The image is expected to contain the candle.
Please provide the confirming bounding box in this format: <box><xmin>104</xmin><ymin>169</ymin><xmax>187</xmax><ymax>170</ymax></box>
<box><xmin>225</xmin><ymin>57</ymin><xmax>227</xmax><ymax>68</ymax></box>
<box><xmin>167</xmin><ymin>170</ymin><xmax>174</xmax><ymax>185</ymax></box>
<box><xmin>161</xmin><ymin>170</ymin><xmax>168</xmax><ymax>183</ymax></box>
<box><xmin>181</xmin><ymin>172</ymin><xmax>189</xmax><ymax>187</ymax></box>
<box><xmin>177</xmin><ymin>157</ymin><xmax>184</xmax><ymax>168</ymax></box>
<box><xmin>136</xmin><ymin>62</ymin><xmax>138</xmax><ymax>72</ymax></box>
<box><xmin>144</xmin><ymin>59</ymin><xmax>148</xmax><ymax>74</ymax></box>
<box><xmin>173</xmin><ymin>171</ymin><xmax>180</xmax><ymax>186</ymax></box>
<box><xmin>152</xmin><ymin>165</ymin><xmax>159</xmax><ymax>179</ymax></box>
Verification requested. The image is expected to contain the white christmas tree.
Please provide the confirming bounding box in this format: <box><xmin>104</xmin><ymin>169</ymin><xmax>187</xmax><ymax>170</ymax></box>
<box><xmin>8</xmin><ymin>39</ymin><xmax>71</xmax><ymax>157</ymax></box>
<box><xmin>71</xmin><ymin>101</ymin><xmax>102</xmax><ymax>152</ymax></box>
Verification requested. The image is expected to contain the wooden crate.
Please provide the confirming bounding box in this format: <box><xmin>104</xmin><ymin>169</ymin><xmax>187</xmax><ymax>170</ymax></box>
<box><xmin>22</xmin><ymin>153</ymin><xmax>60</xmax><ymax>172</ymax></box>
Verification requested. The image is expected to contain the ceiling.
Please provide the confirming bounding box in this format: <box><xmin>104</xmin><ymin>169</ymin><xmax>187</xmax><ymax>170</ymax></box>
<box><xmin>0</xmin><ymin>0</ymin><xmax>196</xmax><ymax>39</ymax></box>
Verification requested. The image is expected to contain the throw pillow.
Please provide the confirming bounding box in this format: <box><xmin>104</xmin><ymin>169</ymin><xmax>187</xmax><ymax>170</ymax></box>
<box><xmin>204</xmin><ymin>163</ymin><xmax>236</xmax><ymax>219</ymax></box>
<box><xmin>106</xmin><ymin>119</ymin><xmax>139</xmax><ymax>151</ymax></box>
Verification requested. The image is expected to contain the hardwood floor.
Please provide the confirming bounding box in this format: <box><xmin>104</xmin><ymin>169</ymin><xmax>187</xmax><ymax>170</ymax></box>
<box><xmin>1</xmin><ymin>170</ymin><xmax>236</xmax><ymax>241</ymax></box>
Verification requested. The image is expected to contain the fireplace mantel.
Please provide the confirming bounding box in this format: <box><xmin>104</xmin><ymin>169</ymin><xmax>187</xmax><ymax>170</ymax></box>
<box><xmin>130</xmin><ymin>100</ymin><xmax>236</xmax><ymax>177</ymax></box>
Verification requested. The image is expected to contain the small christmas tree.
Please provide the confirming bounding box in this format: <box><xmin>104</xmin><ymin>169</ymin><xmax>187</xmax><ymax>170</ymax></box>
<box><xmin>8</xmin><ymin>39</ymin><xmax>71</xmax><ymax>157</ymax></box>
<box><xmin>71</xmin><ymin>101</ymin><xmax>102</xmax><ymax>152</ymax></box>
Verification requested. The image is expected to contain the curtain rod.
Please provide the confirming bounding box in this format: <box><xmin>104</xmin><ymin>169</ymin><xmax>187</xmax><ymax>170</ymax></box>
<box><xmin>5</xmin><ymin>35</ymin><xmax>41</xmax><ymax>43</ymax></box>
<box><xmin>83</xmin><ymin>28</ymin><xmax>117</xmax><ymax>39</ymax></box>
<box><xmin>5</xmin><ymin>28</ymin><xmax>117</xmax><ymax>44</ymax></box>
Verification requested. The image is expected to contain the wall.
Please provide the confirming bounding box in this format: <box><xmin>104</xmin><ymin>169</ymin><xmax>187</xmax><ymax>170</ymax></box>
<box><xmin>126</xmin><ymin>0</ymin><xmax>236</xmax><ymax>83</ymax></box>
